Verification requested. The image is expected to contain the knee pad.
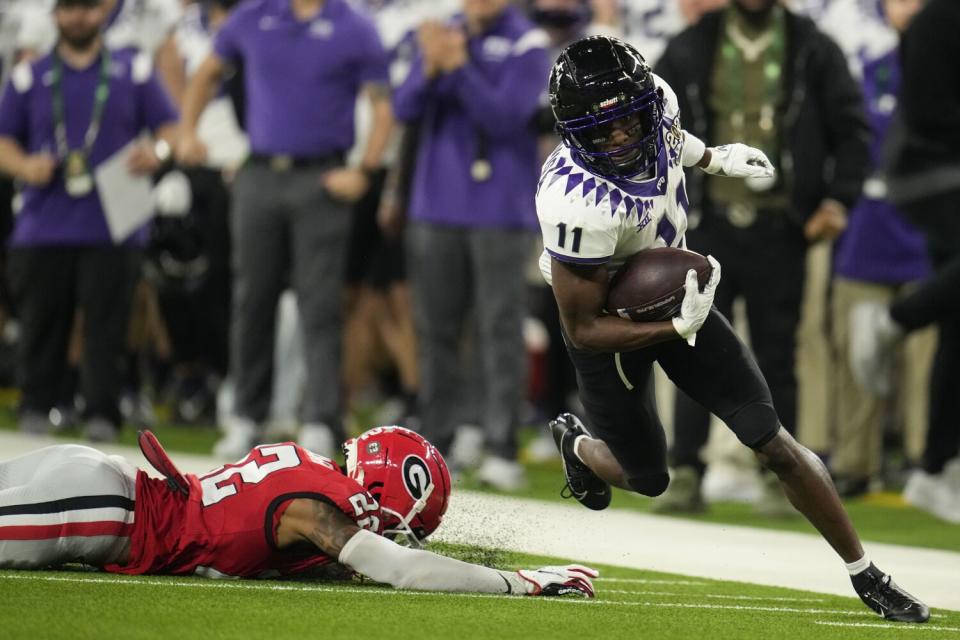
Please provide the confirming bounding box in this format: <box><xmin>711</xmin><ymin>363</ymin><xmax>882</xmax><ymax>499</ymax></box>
<box><xmin>627</xmin><ymin>471</ymin><xmax>670</xmax><ymax>497</ymax></box>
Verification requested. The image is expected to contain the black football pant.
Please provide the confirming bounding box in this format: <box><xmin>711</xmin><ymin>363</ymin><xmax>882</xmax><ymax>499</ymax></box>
<box><xmin>7</xmin><ymin>246</ymin><xmax>141</xmax><ymax>426</ymax></box>
<box><xmin>892</xmin><ymin>189</ymin><xmax>960</xmax><ymax>474</ymax></box>
<box><xmin>565</xmin><ymin>309</ymin><xmax>781</xmax><ymax>496</ymax></box>
<box><xmin>671</xmin><ymin>209</ymin><xmax>806</xmax><ymax>476</ymax></box>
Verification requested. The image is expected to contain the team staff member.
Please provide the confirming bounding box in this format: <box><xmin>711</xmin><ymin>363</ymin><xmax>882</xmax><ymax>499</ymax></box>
<box><xmin>177</xmin><ymin>0</ymin><xmax>394</xmax><ymax>459</ymax></box>
<box><xmin>653</xmin><ymin>0</ymin><xmax>869</xmax><ymax>514</ymax></box>
<box><xmin>0</xmin><ymin>0</ymin><xmax>177</xmax><ymax>441</ymax></box>
<box><xmin>393</xmin><ymin>0</ymin><xmax>551</xmax><ymax>489</ymax></box>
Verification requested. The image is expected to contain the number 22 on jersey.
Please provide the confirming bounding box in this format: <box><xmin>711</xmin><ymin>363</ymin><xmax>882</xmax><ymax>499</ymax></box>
<box><xmin>200</xmin><ymin>444</ymin><xmax>305</xmax><ymax>506</ymax></box>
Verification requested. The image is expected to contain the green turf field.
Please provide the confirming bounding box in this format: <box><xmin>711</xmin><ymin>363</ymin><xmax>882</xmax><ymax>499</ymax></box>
<box><xmin>1</xmin><ymin>545</ymin><xmax>956</xmax><ymax>640</ymax></box>
<box><xmin>2</xmin><ymin>396</ymin><xmax>958</xmax><ymax>555</ymax></box>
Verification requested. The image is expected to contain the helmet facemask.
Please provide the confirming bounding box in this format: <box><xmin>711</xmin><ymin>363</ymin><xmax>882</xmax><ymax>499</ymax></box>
<box><xmin>557</xmin><ymin>89</ymin><xmax>662</xmax><ymax>180</ymax></box>
<box><xmin>342</xmin><ymin>426</ymin><xmax>451</xmax><ymax>549</ymax></box>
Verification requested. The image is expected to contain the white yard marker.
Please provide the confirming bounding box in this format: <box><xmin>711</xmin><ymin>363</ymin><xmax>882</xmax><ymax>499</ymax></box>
<box><xmin>0</xmin><ymin>573</ymin><xmax>868</xmax><ymax>616</ymax></box>
<box><xmin>595</xmin><ymin>577</ymin><xmax>706</xmax><ymax>585</ymax></box>
<box><xmin>604</xmin><ymin>589</ymin><xmax>826</xmax><ymax>603</ymax></box>
<box><xmin>815</xmin><ymin>621</ymin><xmax>960</xmax><ymax>633</ymax></box>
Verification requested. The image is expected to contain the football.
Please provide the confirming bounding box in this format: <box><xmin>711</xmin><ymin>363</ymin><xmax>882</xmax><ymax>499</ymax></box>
<box><xmin>606</xmin><ymin>247</ymin><xmax>713</xmax><ymax>322</ymax></box>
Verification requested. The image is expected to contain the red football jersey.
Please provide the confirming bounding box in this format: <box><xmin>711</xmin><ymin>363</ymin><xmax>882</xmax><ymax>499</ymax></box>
<box><xmin>105</xmin><ymin>443</ymin><xmax>383</xmax><ymax>577</ymax></box>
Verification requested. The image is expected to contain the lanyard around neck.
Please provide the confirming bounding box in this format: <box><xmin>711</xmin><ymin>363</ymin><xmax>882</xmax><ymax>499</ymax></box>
<box><xmin>721</xmin><ymin>5</ymin><xmax>785</xmax><ymax>128</ymax></box>
<box><xmin>51</xmin><ymin>47</ymin><xmax>112</xmax><ymax>158</ymax></box>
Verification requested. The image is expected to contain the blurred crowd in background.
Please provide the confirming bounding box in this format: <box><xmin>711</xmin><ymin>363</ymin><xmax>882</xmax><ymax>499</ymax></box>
<box><xmin>0</xmin><ymin>0</ymin><xmax>957</xmax><ymax>522</ymax></box>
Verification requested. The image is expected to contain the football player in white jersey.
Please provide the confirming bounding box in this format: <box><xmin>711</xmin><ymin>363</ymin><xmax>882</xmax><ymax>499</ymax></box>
<box><xmin>537</xmin><ymin>36</ymin><xmax>929</xmax><ymax>623</ymax></box>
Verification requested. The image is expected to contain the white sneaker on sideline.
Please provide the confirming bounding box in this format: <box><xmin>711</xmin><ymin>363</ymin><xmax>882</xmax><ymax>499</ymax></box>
<box><xmin>703</xmin><ymin>462</ymin><xmax>762</xmax><ymax>503</ymax></box>
<box><xmin>298</xmin><ymin>423</ymin><xmax>336</xmax><ymax>458</ymax></box>
<box><xmin>476</xmin><ymin>456</ymin><xmax>528</xmax><ymax>492</ymax></box>
<box><xmin>936</xmin><ymin>459</ymin><xmax>960</xmax><ymax>523</ymax></box>
<box><xmin>214</xmin><ymin>416</ymin><xmax>259</xmax><ymax>461</ymax></box>
<box><xmin>903</xmin><ymin>470</ymin><xmax>959</xmax><ymax>523</ymax></box>
<box><xmin>849</xmin><ymin>302</ymin><xmax>902</xmax><ymax>396</ymax></box>
<box><xmin>525</xmin><ymin>432</ymin><xmax>561</xmax><ymax>463</ymax></box>
<box><xmin>450</xmin><ymin>424</ymin><xmax>485</xmax><ymax>470</ymax></box>
<box><xmin>941</xmin><ymin>458</ymin><xmax>960</xmax><ymax>493</ymax></box>
<box><xmin>84</xmin><ymin>417</ymin><xmax>119</xmax><ymax>443</ymax></box>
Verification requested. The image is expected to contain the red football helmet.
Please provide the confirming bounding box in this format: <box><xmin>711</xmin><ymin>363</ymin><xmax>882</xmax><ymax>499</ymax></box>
<box><xmin>343</xmin><ymin>426</ymin><xmax>452</xmax><ymax>546</ymax></box>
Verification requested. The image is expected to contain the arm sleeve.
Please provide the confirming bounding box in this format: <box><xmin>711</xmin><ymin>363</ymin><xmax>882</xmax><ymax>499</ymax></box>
<box><xmin>134</xmin><ymin>58</ymin><xmax>180</xmax><ymax>131</ymax></box>
<box><xmin>355</xmin><ymin>20</ymin><xmax>390</xmax><ymax>87</ymax></box>
<box><xmin>212</xmin><ymin>11</ymin><xmax>244</xmax><ymax>64</ymax></box>
<box><xmin>0</xmin><ymin>73</ymin><xmax>29</xmax><ymax>144</ymax></box>
<box><xmin>339</xmin><ymin>529</ymin><xmax>526</xmax><ymax>594</ymax></box>
<box><xmin>392</xmin><ymin>54</ymin><xmax>435</xmax><ymax>123</ymax></box>
<box><xmin>681</xmin><ymin>131</ymin><xmax>706</xmax><ymax>167</ymax></box>
<box><xmin>448</xmin><ymin>33</ymin><xmax>552</xmax><ymax>139</ymax></box>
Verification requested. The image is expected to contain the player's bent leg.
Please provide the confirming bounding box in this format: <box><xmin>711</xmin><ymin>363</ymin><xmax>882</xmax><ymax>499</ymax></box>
<box><xmin>754</xmin><ymin>429</ymin><xmax>863</xmax><ymax>562</ymax></box>
<box><xmin>0</xmin><ymin>445</ymin><xmax>136</xmax><ymax>569</ymax></box>
<box><xmin>755</xmin><ymin>429</ymin><xmax>929</xmax><ymax>623</ymax></box>
<box><xmin>571</xmin><ymin>435</ymin><xmax>632</xmax><ymax>492</ymax></box>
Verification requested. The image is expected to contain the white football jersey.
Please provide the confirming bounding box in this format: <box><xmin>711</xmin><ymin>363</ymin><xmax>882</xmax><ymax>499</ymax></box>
<box><xmin>537</xmin><ymin>75</ymin><xmax>691</xmax><ymax>286</ymax></box>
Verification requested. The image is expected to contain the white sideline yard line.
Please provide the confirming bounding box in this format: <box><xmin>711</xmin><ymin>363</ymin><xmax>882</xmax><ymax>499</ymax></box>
<box><xmin>594</xmin><ymin>577</ymin><xmax>706</xmax><ymax>585</ymax></box>
<box><xmin>604</xmin><ymin>589</ymin><xmax>826</xmax><ymax>603</ymax></box>
<box><xmin>2</xmin><ymin>431</ymin><xmax>959</xmax><ymax>611</ymax></box>
<box><xmin>0</xmin><ymin>574</ymin><xmax>870</xmax><ymax>617</ymax></box>
<box><xmin>815</xmin><ymin>621</ymin><xmax>960</xmax><ymax>633</ymax></box>
<box><xmin>436</xmin><ymin>490</ymin><xmax>960</xmax><ymax>612</ymax></box>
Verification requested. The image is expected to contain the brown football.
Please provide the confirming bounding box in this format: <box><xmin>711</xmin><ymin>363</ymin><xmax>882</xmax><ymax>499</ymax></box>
<box><xmin>606</xmin><ymin>247</ymin><xmax>712</xmax><ymax>322</ymax></box>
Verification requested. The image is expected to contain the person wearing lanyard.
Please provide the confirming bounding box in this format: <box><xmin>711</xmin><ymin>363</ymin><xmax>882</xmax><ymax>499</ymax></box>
<box><xmin>176</xmin><ymin>0</ymin><xmax>393</xmax><ymax>459</ymax></box>
<box><xmin>0</xmin><ymin>0</ymin><xmax>178</xmax><ymax>440</ymax></box>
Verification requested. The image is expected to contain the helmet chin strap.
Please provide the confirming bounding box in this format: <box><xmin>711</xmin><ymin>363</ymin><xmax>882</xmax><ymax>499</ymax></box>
<box><xmin>382</xmin><ymin>482</ymin><xmax>435</xmax><ymax>549</ymax></box>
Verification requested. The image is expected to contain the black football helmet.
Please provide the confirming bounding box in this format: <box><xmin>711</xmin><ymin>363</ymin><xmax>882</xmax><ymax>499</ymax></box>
<box><xmin>550</xmin><ymin>36</ymin><xmax>663</xmax><ymax>180</ymax></box>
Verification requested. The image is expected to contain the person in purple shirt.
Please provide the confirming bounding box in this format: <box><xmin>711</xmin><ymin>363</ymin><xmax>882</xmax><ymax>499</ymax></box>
<box><xmin>176</xmin><ymin>0</ymin><xmax>393</xmax><ymax>459</ymax></box>
<box><xmin>393</xmin><ymin>0</ymin><xmax>551</xmax><ymax>489</ymax></box>
<box><xmin>828</xmin><ymin>0</ymin><xmax>930</xmax><ymax>498</ymax></box>
<box><xmin>0</xmin><ymin>0</ymin><xmax>178</xmax><ymax>440</ymax></box>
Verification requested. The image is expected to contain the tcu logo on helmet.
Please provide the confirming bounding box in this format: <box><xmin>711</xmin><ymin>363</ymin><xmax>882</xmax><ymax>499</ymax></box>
<box><xmin>402</xmin><ymin>455</ymin><xmax>431</xmax><ymax>499</ymax></box>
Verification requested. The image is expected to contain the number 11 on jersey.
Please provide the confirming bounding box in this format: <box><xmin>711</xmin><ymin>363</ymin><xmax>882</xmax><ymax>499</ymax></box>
<box><xmin>557</xmin><ymin>223</ymin><xmax>583</xmax><ymax>253</ymax></box>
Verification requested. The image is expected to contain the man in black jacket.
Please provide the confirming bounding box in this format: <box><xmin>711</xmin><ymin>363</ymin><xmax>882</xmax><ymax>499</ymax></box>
<box><xmin>851</xmin><ymin>0</ymin><xmax>960</xmax><ymax>522</ymax></box>
<box><xmin>652</xmin><ymin>0</ymin><xmax>869</xmax><ymax>514</ymax></box>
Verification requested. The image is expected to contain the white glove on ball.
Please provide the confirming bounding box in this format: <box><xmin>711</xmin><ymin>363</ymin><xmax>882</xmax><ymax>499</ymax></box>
<box><xmin>516</xmin><ymin>564</ymin><xmax>599</xmax><ymax>597</ymax></box>
<box><xmin>672</xmin><ymin>255</ymin><xmax>721</xmax><ymax>347</ymax></box>
<box><xmin>704</xmin><ymin>144</ymin><xmax>775</xmax><ymax>179</ymax></box>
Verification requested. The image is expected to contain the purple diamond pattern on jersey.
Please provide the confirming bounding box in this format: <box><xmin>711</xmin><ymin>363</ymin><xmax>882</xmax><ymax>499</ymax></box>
<box><xmin>540</xmin><ymin>123</ymin><xmax>682</xmax><ymax>220</ymax></box>
<box><xmin>547</xmin><ymin>165</ymin><xmax>574</xmax><ymax>191</ymax></box>
<box><xmin>595</xmin><ymin>182</ymin><xmax>609</xmax><ymax>207</ymax></box>
<box><xmin>581</xmin><ymin>177</ymin><xmax>597</xmax><ymax>199</ymax></box>
<box><xmin>657</xmin><ymin>216</ymin><xmax>678</xmax><ymax>246</ymax></box>
<box><xmin>608</xmin><ymin>189</ymin><xmax>623</xmax><ymax>217</ymax></box>
<box><xmin>564</xmin><ymin>172</ymin><xmax>584</xmax><ymax>196</ymax></box>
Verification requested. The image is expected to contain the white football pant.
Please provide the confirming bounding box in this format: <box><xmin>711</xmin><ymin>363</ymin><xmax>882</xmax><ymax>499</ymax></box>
<box><xmin>0</xmin><ymin>445</ymin><xmax>136</xmax><ymax>569</ymax></box>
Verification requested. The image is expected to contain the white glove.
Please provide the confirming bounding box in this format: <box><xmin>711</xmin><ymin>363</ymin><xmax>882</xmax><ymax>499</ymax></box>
<box><xmin>672</xmin><ymin>255</ymin><xmax>721</xmax><ymax>347</ymax></box>
<box><xmin>516</xmin><ymin>564</ymin><xmax>599</xmax><ymax>597</ymax></box>
<box><xmin>703</xmin><ymin>144</ymin><xmax>775</xmax><ymax>179</ymax></box>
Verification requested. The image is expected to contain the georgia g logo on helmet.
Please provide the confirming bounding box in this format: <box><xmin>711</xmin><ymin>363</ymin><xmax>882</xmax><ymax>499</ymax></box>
<box><xmin>402</xmin><ymin>455</ymin><xmax>432</xmax><ymax>499</ymax></box>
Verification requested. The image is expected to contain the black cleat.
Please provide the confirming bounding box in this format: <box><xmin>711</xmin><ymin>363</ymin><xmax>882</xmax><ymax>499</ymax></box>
<box><xmin>852</xmin><ymin>563</ymin><xmax>930</xmax><ymax>623</ymax></box>
<box><xmin>549</xmin><ymin>413</ymin><xmax>611</xmax><ymax>511</ymax></box>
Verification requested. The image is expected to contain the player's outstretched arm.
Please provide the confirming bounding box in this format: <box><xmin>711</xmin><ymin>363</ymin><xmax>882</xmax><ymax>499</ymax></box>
<box><xmin>294</xmin><ymin>500</ymin><xmax>598</xmax><ymax>597</ymax></box>
<box><xmin>696</xmin><ymin>143</ymin><xmax>776</xmax><ymax>179</ymax></box>
<box><xmin>551</xmin><ymin>258</ymin><xmax>682</xmax><ymax>353</ymax></box>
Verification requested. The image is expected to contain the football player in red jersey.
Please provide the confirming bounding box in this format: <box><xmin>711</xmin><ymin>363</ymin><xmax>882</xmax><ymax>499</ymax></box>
<box><xmin>0</xmin><ymin>426</ymin><xmax>597</xmax><ymax>597</ymax></box>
